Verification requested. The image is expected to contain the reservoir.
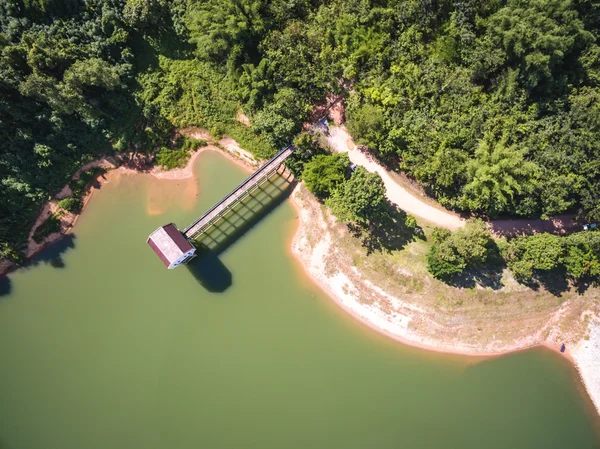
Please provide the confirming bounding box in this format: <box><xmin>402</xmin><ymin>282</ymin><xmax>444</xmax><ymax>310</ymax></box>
<box><xmin>0</xmin><ymin>151</ymin><xmax>599</xmax><ymax>449</ymax></box>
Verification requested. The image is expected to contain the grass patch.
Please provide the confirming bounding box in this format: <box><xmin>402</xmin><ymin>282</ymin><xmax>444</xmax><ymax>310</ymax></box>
<box><xmin>221</xmin><ymin>123</ymin><xmax>276</xmax><ymax>160</ymax></box>
<box><xmin>155</xmin><ymin>147</ymin><xmax>191</xmax><ymax>169</ymax></box>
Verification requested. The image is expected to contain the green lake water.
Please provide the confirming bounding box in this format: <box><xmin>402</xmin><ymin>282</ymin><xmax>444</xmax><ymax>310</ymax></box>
<box><xmin>1</xmin><ymin>150</ymin><xmax>599</xmax><ymax>449</ymax></box>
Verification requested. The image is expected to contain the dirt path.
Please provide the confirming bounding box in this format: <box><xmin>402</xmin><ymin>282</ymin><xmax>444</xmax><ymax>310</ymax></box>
<box><xmin>327</xmin><ymin>126</ymin><xmax>465</xmax><ymax>230</ymax></box>
<box><xmin>328</xmin><ymin>126</ymin><xmax>582</xmax><ymax>236</ymax></box>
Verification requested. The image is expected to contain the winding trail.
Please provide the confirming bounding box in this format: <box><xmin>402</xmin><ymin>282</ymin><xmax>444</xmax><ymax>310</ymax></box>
<box><xmin>327</xmin><ymin>126</ymin><xmax>465</xmax><ymax>229</ymax></box>
<box><xmin>327</xmin><ymin>126</ymin><xmax>580</xmax><ymax>235</ymax></box>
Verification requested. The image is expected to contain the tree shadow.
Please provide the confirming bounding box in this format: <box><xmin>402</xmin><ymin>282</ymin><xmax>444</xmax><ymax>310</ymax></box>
<box><xmin>0</xmin><ymin>275</ymin><xmax>11</xmax><ymax>298</ymax></box>
<box><xmin>348</xmin><ymin>201</ymin><xmax>424</xmax><ymax>256</ymax></box>
<box><xmin>186</xmin><ymin>245</ymin><xmax>232</xmax><ymax>293</ymax></box>
<box><xmin>24</xmin><ymin>234</ymin><xmax>76</xmax><ymax>270</ymax></box>
<box><xmin>573</xmin><ymin>276</ymin><xmax>600</xmax><ymax>295</ymax></box>
<box><xmin>436</xmin><ymin>239</ymin><xmax>506</xmax><ymax>290</ymax></box>
<box><xmin>531</xmin><ymin>267</ymin><xmax>570</xmax><ymax>297</ymax></box>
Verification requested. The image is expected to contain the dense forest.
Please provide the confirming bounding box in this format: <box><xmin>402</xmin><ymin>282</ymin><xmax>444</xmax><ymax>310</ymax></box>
<box><xmin>1</xmin><ymin>0</ymin><xmax>600</xmax><ymax>261</ymax></box>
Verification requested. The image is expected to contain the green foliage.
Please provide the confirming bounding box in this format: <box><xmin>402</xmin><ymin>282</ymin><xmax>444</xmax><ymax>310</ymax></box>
<box><xmin>58</xmin><ymin>197</ymin><xmax>82</xmax><ymax>213</ymax></box>
<box><xmin>302</xmin><ymin>153</ymin><xmax>349</xmax><ymax>198</ymax></box>
<box><xmin>326</xmin><ymin>167</ymin><xmax>386</xmax><ymax>224</ymax></box>
<box><xmin>70</xmin><ymin>168</ymin><xmax>105</xmax><ymax>199</ymax></box>
<box><xmin>505</xmin><ymin>233</ymin><xmax>566</xmax><ymax>281</ymax></box>
<box><xmin>564</xmin><ymin>231</ymin><xmax>600</xmax><ymax>279</ymax></box>
<box><xmin>155</xmin><ymin>148</ymin><xmax>190</xmax><ymax>170</ymax></box>
<box><xmin>286</xmin><ymin>132</ymin><xmax>326</xmax><ymax>177</ymax></box>
<box><xmin>0</xmin><ymin>243</ymin><xmax>24</xmax><ymax>265</ymax></box>
<box><xmin>179</xmin><ymin>136</ymin><xmax>206</xmax><ymax>152</ymax></box>
<box><xmin>427</xmin><ymin>219</ymin><xmax>493</xmax><ymax>279</ymax></box>
<box><xmin>461</xmin><ymin>133</ymin><xmax>539</xmax><ymax>216</ymax></box>
<box><xmin>4</xmin><ymin>0</ymin><xmax>600</xmax><ymax>265</ymax></box>
<box><xmin>124</xmin><ymin>0</ymin><xmax>168</xmax><ymax>30</ymax></box>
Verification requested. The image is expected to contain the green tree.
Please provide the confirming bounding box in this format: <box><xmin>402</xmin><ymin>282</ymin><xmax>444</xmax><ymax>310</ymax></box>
<box><xmin>124</xmin><ymin>0</ymin><xmax>167</xmax><ymax>29</ymax></box>
<box><xmin>427</xmin><ymin>219</ymin><xmax>492</xmax><ymax>279</ymax></box>
<box><xmin>302</xmin><ymin>153</ymin><xmax>349</xmax><ymax>198</ymax></box>
<box><xmin>472</xmin><ymin>0</ymin><xmax>592</xmax><ymax>89</ymax></box>
<box><xmin>326</xmin><ymin>167</ymin><xmax>386</xmax><ymax>224</ymax></box>
<box><xmin>286</xmin><ymin>132</ymin><xmax>325</xmax><ymax>177</ymax></box>
<box><xmin>58</xmin><ymin>197</ymin><xmax>82</xmax><ymax>212</ymax></box>
<box><xmin>506</xmin><ymin>233</ymin><xmax>566</xmax><ymax>280</ymax></box>
<box><xmin>462</xmin><ymin>133</ymin><xmax>539</xmax><ymax>216</ymax></box>
<box><xmin>565</xmin><ymin>231</ymin><xmax>600</xmax><ymax>279</ymax></box>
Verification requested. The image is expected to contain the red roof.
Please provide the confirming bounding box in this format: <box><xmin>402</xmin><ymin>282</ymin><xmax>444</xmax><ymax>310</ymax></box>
<box><xmin>162</xmin><ymin>223</ymin><xmax>194</xmax><ymax>253</ymax></box>
<box><xmin>147</xmin><ymin>223</ymin><xmax>194</xmax><ymax>267</ymax></box>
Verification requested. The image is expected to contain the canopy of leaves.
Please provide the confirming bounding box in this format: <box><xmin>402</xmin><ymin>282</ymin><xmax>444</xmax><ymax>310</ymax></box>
<box><xmin>505</xmin><ymin>233</ymin><xmax>566</xmax><ymax>280</ymax></box>
<box><xmin>326</xmin><ymin>167</ymin><xmax>386</xmax><ymax>224</ymax></box>
<box><xmin>302</xmin><ymin>153</ymin><xmax>349</xmax><ymax>198</ymax></box>
<box><xmin>427</xmin><ymin>219</ymin><xmax>493</xmax><ymax>279</ymax></box>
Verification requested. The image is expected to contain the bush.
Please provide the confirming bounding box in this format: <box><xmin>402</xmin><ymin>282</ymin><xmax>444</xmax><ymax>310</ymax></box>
<box><xmin>505</xmin><ymin>233</ymin><xmax>566</xmax><ymax>281</ymax></box>
<box><xmin>179</xmin><ymin>136</ymin><xmax>207</xmax><ymax>151</ymax></box>
<box><xmin>303</xmin><ymin>153</ymin><xmax>349</xmax><ymax>198</ymax></box>
<box><xmin>70</xmin><ymin>168</ymin><xmax>106</xmax><ymax>198</ymax></box>
<box><xmin>286</xmin><ymin>132</ymin><xmax>326</xmax><ymax>177</ymax></box>
<box><xmin>326</xmin><ymin>167</ymin><xmax>387</xmax><ymax>223</ymax></box>
<box><xmin>155</xmin><ymin>147</ymin><xmax>190</xmax><ymax>169</ymax></box>
<box><xmin>564</xmin><ymin>231</ymin><xmax>600</xmax><ymax>279</ymax></box>
<box><xmin>427</xmin><ymin>219</ymin><xmax>492</xmax><ymax>279</ymax></box>
<box><xmin>58</xmin><ymin>197</ymin><xmax>83</xmax><ymax>213</ymax></box>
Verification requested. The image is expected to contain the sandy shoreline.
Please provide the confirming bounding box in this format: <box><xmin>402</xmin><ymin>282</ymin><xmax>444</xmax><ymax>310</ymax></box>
<box><xmin>288</xmin><ymin>183</ymin><xmax>600</xmax><ymax>417</ymax></box>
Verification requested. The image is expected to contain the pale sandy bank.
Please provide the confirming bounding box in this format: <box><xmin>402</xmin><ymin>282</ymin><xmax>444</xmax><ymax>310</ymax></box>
<box><xmin>289</xmin><ymin>182</ymin><xmax>600</xmax><ymax>416</ymax></box>
<box><xmin>574</xmin><ymin>323</ymin><xmax>600</xmax><ymax>416</ymax></box>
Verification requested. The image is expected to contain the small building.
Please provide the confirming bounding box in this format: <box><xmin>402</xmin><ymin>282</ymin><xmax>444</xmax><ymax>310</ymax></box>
<box><xmin>147</xmin><ymin>223</ymin><xmax>196</xmax><ymax>269</ymax></box>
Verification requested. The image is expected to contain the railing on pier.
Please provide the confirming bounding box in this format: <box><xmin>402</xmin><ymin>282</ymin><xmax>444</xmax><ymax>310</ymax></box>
<box><xmin>183</xmin><ymin>145</ymin><xmax>296</xmax><ymax>239</ymax></box>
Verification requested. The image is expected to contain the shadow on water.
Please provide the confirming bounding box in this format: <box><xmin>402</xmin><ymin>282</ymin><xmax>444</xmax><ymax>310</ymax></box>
<box><xmin>0</xmin><ymin>276</ymin><xmax>11</xmax><ymax>298</ymax></box>
<box><xmin>0</xmin><ymin>235</ymin><xmax>76</xmax><ymax>299</ymax></box>
<box><xmin>186</xmin><ymin>170</ymin><xmax>296</xmax><ymax>293</ymax></box>
<box><xmin>25</xmin><ymin>234</ymin><xmax>76</xmax><ymax>270</ymax></box>
<box><xmin>186</xmin><ymin>247</ymin><xmax>232</xmax><ymax>293</ymax></box>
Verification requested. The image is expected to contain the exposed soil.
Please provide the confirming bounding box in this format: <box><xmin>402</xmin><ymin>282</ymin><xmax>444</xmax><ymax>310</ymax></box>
<box><xmin>289</xmin><ymin>182</ymin><xmax>600</xmax><ymax>414</ymax></box>
<box><xmin>327</xmin><ymin>126</ymin><xmax>464</xmax><ymax>230</ymax></box>
<box><xmin>328</xmin><ymin>125</ymin><xmax>585</xmax><ymax>236</ymax></box>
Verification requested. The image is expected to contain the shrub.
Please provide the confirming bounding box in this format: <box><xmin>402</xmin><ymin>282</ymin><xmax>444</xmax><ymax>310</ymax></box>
<box><xmin>303</xmin><ymin>153</ymin><xmax>349</xmax><ymax>198</ymax></box>
<box><xmin>326</xmin><ymin>167</ymin><xmax>386</xmax><ymax>223</ymax></box>
<box><xmin>427</xmin><ymin>219</ymin><xmax>492</xmax><ymax>279</ymax></box>
<box><xmin>70</xmin><ymin>168</ymin><xmax>106</xmax><ymax>198</ymax></box>
<box><xmin>564</xmin><ymin>231</ymin><xmax>600</xmax><ymax>279</ymax></box>
<box><xmin>286</xmin><ymin>132</ymin><xmax>326</xmax><ymax>177</ymax></box>
<box><xmin>179</xmin><ymin>136</ymin><xmax>207</xmax><ymax>151</ymax></box>
<box><xmin>155</xmin><ymin>147</ymin><xmax>190</xmax><ymax>169</ymax></box>
<box><xmin>505</xmin><ymin>233</ymin><xmax>566</xmax><ymax>281</ymax></box>
<box><xmin>58</xmin><ymin>197</ymin><xmax>83</xmax><ymax>213</ymax></box>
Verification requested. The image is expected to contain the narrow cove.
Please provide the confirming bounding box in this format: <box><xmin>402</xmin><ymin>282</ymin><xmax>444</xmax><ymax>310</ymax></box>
<box><xmin>0</xmin><ymin>150</ymin><xmax>599</xmax><ymax>449</ymax></box>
